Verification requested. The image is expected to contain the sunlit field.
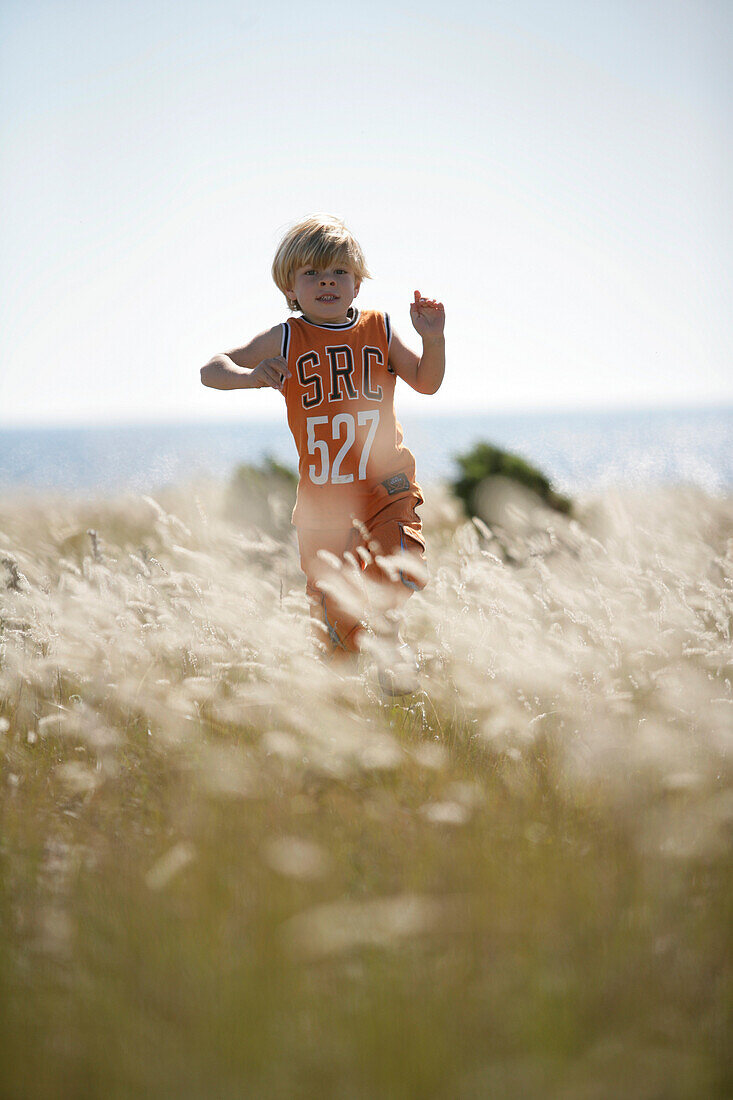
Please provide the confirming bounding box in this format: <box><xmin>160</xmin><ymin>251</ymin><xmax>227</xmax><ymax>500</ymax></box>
<box><xmin>1</xmin><ymin>475</ymin><xmax>731</xmax><ymax>1098</ymax></box>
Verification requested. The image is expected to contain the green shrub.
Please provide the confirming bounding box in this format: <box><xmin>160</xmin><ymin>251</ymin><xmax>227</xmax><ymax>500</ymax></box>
<box><xmin>226</xmin><ymin>455</ymin><xmax>297</xmax><ymax>531</ymax></box>
<box><xmin>450</xmin><ymin>441</ymin><xmax>572</xmax><ymax>517</ymax></box>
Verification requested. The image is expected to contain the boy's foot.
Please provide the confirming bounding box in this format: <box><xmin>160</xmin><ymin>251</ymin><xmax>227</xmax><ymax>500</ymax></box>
<box><xmin>377</xmin><ymin>642</ymin><xmax>419</xmax><ymax>698</ymax></box>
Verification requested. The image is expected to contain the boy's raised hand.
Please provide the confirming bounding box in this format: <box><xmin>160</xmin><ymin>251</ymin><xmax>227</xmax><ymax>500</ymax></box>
<box><xmin>410</xmin><ymin>291</ymin><xmax>445</xmax><ymax>338</ymax></box>
<box><xmin>247</xmin><ymin>356</ymin><xmax>290</xmax><ymax>391</ymax></box>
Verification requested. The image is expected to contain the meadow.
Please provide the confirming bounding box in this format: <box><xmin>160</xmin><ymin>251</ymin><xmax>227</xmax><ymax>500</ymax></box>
<box><xmin>0</xmin><ymin>473</ymin><xmax>731</xmax><ymax>1098</ymax></box>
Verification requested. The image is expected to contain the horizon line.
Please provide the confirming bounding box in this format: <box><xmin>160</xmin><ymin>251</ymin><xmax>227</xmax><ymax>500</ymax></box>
<box><xmin>1</xmin><ymin>399</ymin><xmax>731</xmax><ymax>434</ymax></box>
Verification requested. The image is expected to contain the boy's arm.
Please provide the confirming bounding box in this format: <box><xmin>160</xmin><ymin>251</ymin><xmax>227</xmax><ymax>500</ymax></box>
<box><xmin>200</xmin><ymin>325</ymin><xmax>290</xmax><ymax>391</ymax></box>
<box><xmin>388</xmin><ymin>292</ymin><xmax>445</xmax><ymax>395</ymax></box>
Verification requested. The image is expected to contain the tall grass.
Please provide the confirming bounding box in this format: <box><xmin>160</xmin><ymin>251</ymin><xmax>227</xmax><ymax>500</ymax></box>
<box><xmin>0</xmin><ymin>478</ymin><xmax>731</xmax><ymax>1098</ymax></box>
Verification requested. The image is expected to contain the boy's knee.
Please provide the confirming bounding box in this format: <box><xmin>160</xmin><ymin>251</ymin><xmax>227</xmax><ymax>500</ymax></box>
<box><xmin>307</xmin><ymin>587</ymin><xmax>363</xmax><ymax>655</ymax></box>
<box><xmin>366</xmin><ymin>519</ymin><xmax>427</xmax><ymax>593</ymax></box>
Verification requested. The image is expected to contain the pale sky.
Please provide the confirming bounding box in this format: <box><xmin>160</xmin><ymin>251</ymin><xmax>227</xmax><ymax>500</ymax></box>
<box><xmin>1</xmin><ymin>0</ymin><xmax>731</xmax><ymax>427</ymax></box>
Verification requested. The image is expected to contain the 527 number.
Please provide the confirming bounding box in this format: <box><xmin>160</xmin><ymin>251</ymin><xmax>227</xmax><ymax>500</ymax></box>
<box><xmin>306</xmin><ymin>411</ymin><xmax>380</xmax><ymax>485</ymax></box>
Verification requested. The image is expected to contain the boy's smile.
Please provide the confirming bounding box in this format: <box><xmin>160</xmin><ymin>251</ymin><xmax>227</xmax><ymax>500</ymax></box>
<box><xmin>287</xmin><ymin>264</ymin><xmax>360</xmax><ymax>325</ymax></box>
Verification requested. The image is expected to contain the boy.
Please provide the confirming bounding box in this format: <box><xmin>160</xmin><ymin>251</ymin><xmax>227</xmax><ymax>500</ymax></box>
<box><xmin>200</xmin><ymin>214</ymin><xmax>445</xmax><ymax>677</ymax></box>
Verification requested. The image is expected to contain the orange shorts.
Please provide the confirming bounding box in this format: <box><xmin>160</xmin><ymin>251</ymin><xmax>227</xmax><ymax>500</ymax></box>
<box><xmin>296</xmin><ymin>489</ymin><xmax>426</xmax><ymax>654</ymax></box>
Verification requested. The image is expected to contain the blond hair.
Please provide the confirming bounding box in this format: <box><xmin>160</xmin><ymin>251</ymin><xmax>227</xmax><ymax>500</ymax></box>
<box><xmin>272</xmin><ymin>214</ymin><xmax>371</xmax><ymax>311</ymax></box>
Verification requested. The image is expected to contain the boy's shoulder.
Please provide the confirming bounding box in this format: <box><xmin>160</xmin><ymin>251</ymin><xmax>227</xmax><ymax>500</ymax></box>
<box><xmin>222</xmin><ymin>323</ymin><xmax>283</xmax><ymax>364</ymax></box>
<box><xmin>248</xmin><ymin>323</ymin><xmax>284</xmax><ymax>355</ymax></box>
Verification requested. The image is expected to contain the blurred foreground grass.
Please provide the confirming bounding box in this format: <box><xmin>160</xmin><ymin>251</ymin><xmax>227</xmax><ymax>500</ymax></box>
<box><xmin>0</xmin><ymin>477</ymin><xmax>731</xmax><ymax>1098</ymax></box>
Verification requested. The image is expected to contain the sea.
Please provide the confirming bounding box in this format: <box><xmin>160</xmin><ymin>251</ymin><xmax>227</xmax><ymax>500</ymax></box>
<box><xmin>0</xmin><ymin>406</ymin><xmax>730</xmax><ymax>498</ymax></box>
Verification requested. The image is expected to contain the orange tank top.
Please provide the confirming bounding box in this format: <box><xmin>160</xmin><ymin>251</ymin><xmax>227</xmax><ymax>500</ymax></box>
<box><xmin>281</xmin><ymin>308</ymin><xmax>417</xmax><ymax>527</ymax></box>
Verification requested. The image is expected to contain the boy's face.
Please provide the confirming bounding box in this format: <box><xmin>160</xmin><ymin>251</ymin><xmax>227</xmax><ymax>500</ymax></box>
<box><xmin>287</xmin><ymin>263</ymin><xmax>360</xmax><ymax>324</ymax></box>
